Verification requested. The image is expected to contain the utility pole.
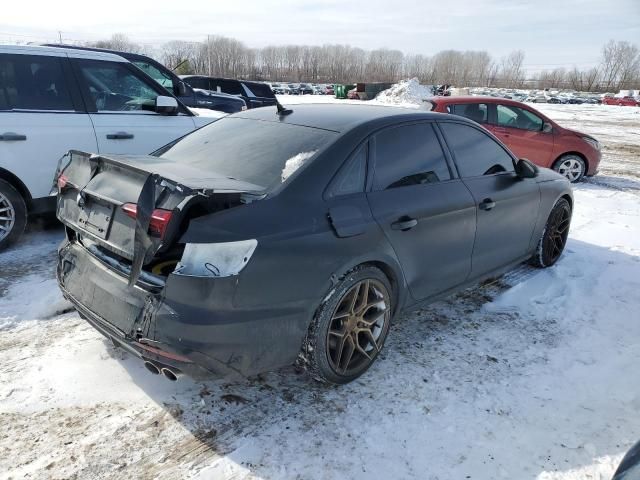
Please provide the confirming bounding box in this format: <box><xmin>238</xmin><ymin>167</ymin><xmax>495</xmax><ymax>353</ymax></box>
<box><xmin>207</xmin><ymin>35</ymin><xmax>211</xmax><ymax>76</ymax></box>
<box><xmin>58</xmin><ymin>31</ymin><xmax>62</xmax><ymax>43</ymax></box>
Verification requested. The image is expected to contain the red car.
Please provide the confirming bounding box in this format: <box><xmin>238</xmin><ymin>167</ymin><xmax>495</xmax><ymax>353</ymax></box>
<box><xmin>430</xmin><ymin>96</ymin><xmax>601</xmax><ymax>182</ymax></box>
<box><xmin>602</xmin><ymin>96</ymin><xmax>639</xmax><ymax>106</ymax></box>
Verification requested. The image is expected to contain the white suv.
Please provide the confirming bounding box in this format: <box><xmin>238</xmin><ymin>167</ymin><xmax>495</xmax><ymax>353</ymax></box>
<box><xmin>0</xmin><ymin>45</ymin><xmax>216</xmax><ymax>249</ymax></box>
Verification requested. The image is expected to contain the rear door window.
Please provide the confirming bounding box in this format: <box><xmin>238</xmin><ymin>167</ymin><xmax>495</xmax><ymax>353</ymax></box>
<box><xmin>440</xmin><ymin>122</ymin><xmax>515</xmax><ymax>177</ymax></box>
<box><xmin>373</xmin><ymin>123</ymin><xmax>451</xmax><ymax>190</ymax></box>
<box><xmin>0</xmin><ymin>54</ymin><xmax>73</xmax><ymax>111</ymax></box>
<box><xmin>496</xmin><ymin>104</ymin><xmax>543</xmax><ymax>131</ymax></box>
<box><xmin>447</xmin><ymin>103</ymin><xmax>488</xmax><ymax>123</ymax></box>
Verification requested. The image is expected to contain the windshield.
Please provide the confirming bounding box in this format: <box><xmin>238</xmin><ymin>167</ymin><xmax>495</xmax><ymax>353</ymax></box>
<box><xmin>154</xmin><ymin>117</ymin><xmax>338</xmax><ymax>191</ymax></box>
<box><xmin>132</xmin><ymin>61</ymin><xmax>175</xmax><ymax>94</ymax></box>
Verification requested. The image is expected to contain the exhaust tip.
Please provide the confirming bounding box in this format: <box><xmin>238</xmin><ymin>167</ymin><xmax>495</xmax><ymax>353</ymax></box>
<box><xmin>144</xmin><ymin>361</ymin><xmax>160</xmax><ymax>375</ymax></box>
<box><xmin>161</xmin><ymin>367</ymin><xmax>181</xmax><ymax>382</ymax></box>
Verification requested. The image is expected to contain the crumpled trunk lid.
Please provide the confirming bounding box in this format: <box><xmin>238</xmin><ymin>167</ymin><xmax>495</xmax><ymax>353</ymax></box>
<box><xmin>56</xmin><ymin>150</ymin><xmax>261</xmax><ymax>286</ymax></box>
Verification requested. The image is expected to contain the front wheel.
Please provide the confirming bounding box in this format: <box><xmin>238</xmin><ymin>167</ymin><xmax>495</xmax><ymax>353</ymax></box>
<box><xmin>300</xmin><ymin>266</ymin><xmax>393</xmax><ymax>385</ymax></box>
<box><xmin>0</xmin><ymin>179</ymin><xmax>27</xmax><ymax>251</ymax></box>
<box><xmin>531</xmin><ymin>198</ymin><xmax>572</xmax><ymax>268</ymax></box>
<box><xmin>553</xmin><ymin>154</ymin><xmax>586</xmax><ymax>183</ymax></box>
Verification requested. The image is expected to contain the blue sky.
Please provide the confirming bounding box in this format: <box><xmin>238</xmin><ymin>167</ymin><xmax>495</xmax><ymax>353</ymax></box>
<box><xmin>1</xmin><ymin>0</ymin><xmax>638</xmax><ymax>70</ymax></box>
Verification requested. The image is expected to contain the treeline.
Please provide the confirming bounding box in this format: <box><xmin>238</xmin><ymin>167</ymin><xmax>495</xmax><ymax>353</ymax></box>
<box><xmin>90</xmin><ymin>34</ymin><xmax>639</xmax><ymax>92</ymax></box>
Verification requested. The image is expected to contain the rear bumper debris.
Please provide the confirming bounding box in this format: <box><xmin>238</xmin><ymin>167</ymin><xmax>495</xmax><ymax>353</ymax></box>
<box><xmin>57</xmin><ymin>239</ymin><xmax>309</xmax><ymax>379</ymax></box>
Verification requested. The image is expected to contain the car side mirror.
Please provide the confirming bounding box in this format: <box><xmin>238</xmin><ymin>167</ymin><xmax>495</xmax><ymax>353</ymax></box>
<box><xmin>155</xmin><ymin>96</ymin><xmax>179</xmax><ymax>115</ymax></box>
<box><xmin>177</xmin><ymin>81</ymin><xmax>189</xmax><ymax>97</ymax></box>
<box><xmin>542</xmin><ymin>122</ymin><xmax>553</xmax><ymax>133</ymax></box>
<box><xmin>515</xmin><ymin>158</ymin><xmax>539</xmax><ymax>179</ymax></box>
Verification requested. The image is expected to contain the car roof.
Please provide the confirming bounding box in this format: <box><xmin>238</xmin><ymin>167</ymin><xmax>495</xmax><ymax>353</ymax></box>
<box><xmin>232</xmin><ymin>103</ymin><xmax>453</xmax><ymax>133</ymax></box>
<box><xmin>433</xmin><ymin>95</ymin><xmax>531</xmax><ymax>107</ymax></box>
<box><xmin>0</xmin><ymin>44</ymin><xmax>127</xmax><ymax>62</ymax></box>
<box><xmin>40</xmin><ymin>43</ymin><xmax>152</xmax><ymax>62</ymax></box>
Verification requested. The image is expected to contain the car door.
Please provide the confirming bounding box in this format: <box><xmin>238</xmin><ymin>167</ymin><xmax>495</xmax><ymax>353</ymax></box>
<box><xmin>438</xmin><ymin>121</ymin><xmax>540</xmax><ymax>279</ymax></box>
<box><xmin>0</xmin><ymin>51</ymin><xmax>97</xmax><ymax>201</ymax></box>
<box><xmin>72</xmin><ymin>58</ymin><xmax>197</xmax><ymax>155</ymax></box>
<box><xmin>489</xmin><ymin>103</ymin><xmax>555</xmax><ymax>166</ymax></box>
<box><xmin>366</xmin><ymin>122</ymin><xmax>477</xmax><ymax>301</ymax></box>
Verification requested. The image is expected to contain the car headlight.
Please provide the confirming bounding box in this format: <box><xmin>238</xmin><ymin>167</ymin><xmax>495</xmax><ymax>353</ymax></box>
<box><xmin>173</xmin><ymin>239</ymin><xmax>258</xmax><ymax>278</ymax></box>
<box><xmin>582</xmin><ymin>136</ymin><xmax>600</xmax><ymax>150</ymax></box>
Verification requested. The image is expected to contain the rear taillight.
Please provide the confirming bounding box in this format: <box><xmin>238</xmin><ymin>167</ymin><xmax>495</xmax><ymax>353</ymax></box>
<box><xmin>57</xmin><ymin>174</ymin><xmax>68</xmax><ymax>189</ymax></box>
<box><xmin>122</xmin><ymin>203</ymin><xmax>173</xmax><ymax>238</ymax></box>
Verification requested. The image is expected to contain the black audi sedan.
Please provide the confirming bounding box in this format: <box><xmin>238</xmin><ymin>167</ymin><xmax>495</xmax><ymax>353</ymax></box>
<box><xmin>55</xmin><ymin>104</ymin><xmax>573</xmax><ymax>385</ymax></box>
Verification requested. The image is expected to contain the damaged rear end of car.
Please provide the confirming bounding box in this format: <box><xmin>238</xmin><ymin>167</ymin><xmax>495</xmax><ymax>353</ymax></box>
<box><xmin>56</xmin><ymin>150</ymin><xmax>265</xmax><ymax>380</ymax></box>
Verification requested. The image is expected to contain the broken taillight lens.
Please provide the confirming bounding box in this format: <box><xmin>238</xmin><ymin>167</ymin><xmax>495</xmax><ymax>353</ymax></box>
<box><xmin>122</xmin><ymin>203</ymin><xmax>173</xmax><ymax>238</ymax></box>
<box><xmin>57</xmin><ymin>174</ymin><xmax>68</xmax><ymax>189</ymax></box>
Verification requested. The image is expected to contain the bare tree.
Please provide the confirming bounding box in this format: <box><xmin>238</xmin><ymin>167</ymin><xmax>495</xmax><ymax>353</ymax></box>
<box><xmin>161</xmin><ymin>40</ymin><xmax>199</xmax><ymax>73</ymax></box>
<box><xmin>600</xmin><ymin>40</ymin><xmax>640</xmax><ymax>91</ymax></box>
<box><xmin>90</xmin><ymin>33</ymin><xmax>142</xmax><ymax>54</ymax></box>
<box><xmin>498</xmin><ymin>50</ymin><xmax>525</xmax><ymax>88</ymax></box>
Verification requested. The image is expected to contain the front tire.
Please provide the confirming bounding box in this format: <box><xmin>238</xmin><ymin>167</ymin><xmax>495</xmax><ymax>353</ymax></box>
<box><xmin>300</xmin><ymin>266</ymin><xmax>393</xmax><ymax>385</ymax></box>
<box><xmin>0</xmin><ymin>179</ymin><xmax>27</xmax><ymax>251</ymax></box>
<box><xmin>553</xmin><ymin>154</ymin><xmax>586</xmax><ymax>183</ymax></box>
<box><xmin>531</xmin><ymin>198</ymin><xmax>572</xmax><ymax>268</ymax></box>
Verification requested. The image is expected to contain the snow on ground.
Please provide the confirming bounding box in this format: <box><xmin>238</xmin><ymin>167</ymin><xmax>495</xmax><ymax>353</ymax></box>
<box><xmin>1</xmin><ymin>99</ymin><xmax>639</xmax><ymax>480</ymax></box>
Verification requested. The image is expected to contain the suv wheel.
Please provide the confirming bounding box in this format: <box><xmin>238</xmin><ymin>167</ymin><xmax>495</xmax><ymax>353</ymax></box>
<box><xmin>0</xmin><ymin>179</ymin><xmax>27</xmax><ymax>251</ymax></box>
<box><xmin>553</xmin><ymin>155</ymin><xmax>586</xmax><ymax>183</ymax></box>
<box><xmin>300</xmin><ymin>266</ymin><xmax>393</xmax><ymax>384</ymax></box>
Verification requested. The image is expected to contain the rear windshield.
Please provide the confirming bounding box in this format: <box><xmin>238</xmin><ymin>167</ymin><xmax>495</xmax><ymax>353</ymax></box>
<box><xmin>154</xmin><ymin>118</ymin><xmax>337</xmax><ymax>191</ymax></box>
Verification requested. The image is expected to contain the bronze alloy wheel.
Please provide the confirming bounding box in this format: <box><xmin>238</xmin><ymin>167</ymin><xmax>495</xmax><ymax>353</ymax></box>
<box><xmin>543</xmin><ymin>202</ymin><xmax>571</xmax><ymax>263</ymax></box>
<box><xmin>531</xmin><ymin>198</ymin><xmax>572</xmax><ymax>268</ymax></box>
<box><xmin>326</xmin><ymin>278</ymin><xmax>391</xmax><ymax>376</ymax></box>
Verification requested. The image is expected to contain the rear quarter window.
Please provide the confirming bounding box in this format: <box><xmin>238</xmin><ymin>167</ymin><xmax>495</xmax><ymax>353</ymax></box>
<box><xmin>245</xmin><ymin>82</ymin><xmax>275</xmax><ymax>98</ymax></box>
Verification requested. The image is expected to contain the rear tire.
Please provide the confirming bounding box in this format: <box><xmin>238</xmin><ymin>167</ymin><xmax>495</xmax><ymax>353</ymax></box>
<box><xmin>299</xmin><ymin>266</ymin><xmax>393</xmax><ymax>385</ymax></box>
<box><xmin>0</xmin><ymin>179</ymin><xmax>27</xmax><ymax>251</ymax></box>
<box><xmin>552</xmin><ymin>154</ymin><xmax>586</xmax><ymax>183</ymax></box>
<box><xmin>530</xmin><ymin>198</ymin><xmax>572</xmax><ymax>268</ymax></box>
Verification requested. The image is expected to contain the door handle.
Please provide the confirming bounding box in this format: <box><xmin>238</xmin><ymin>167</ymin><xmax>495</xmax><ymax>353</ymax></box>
<box><xmin>479</xmin><ymin>198</ymin><xmax>496</xmax><ymax>211</ymax></box>
<box><xmin>391</xmin><ymin>217</ymin><xmax>418</xmax><ymax>231</ymax></box>
<box><xmin>0</xmin><ymin>132</ymin><xmax>27</xmax><ymax>141</ymax></box>
<box><xmin>106</xmin><ymin>132</ymin><xmax>134</xmax><ymax>140</ymax></box>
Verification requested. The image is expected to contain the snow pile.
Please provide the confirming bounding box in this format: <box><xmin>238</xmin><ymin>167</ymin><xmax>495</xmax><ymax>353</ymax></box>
<box><xmin>375</xmin><ymin>78</ymin><xmax>435</xmax><ymax>107</ymax></box>
<box><xmin>281</xmin><ymin>150</ymin><xmax>316</xmax><ymax>181</ymax></box>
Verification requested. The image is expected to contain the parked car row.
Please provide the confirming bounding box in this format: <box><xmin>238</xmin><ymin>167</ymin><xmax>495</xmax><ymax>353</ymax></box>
<box><xmin>601</xmin><ymin>96</ymin><xmax>640</xmax><ymax>106</ymax></box>
<box><xmin>269</xmin><ymin>82</ymin><xmax>333</xmax><ymax>95</ymax></box>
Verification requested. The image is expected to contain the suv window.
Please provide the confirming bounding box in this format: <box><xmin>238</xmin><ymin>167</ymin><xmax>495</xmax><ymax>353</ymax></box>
<box><xmin>184</xmin><ymin>76</ymin><xmax>209</xmax><ymax>90</ymax></box>
<box><xmin>374</xmin><ymin>123</ymin><xmax>451</xmax><ymax>190</ymax></box>
<box><xmin>327</xmin><ymin>144</ymin><xmax>367</xmax><ymax>197</ymax></box>
<box><xmin>244</xmin><ymin>82</ymin><xmax>275</xmax><ymax>98</ymax></box>
<box><xmin>440</xmin><ymin>122</ymin><xmax>514</xmax><ymax>177</ymax></box>
<box><xmin>132</xmin><ymin>61</ymin><xmax>174</xmax><ymax>93</ymax></box>
<box><xmin>77</xmin><ymin>60</ymin><xmax>159</xmax><ymax>112</ymax></box>
<box><xmin>210</xmin><ymin>78</ymin><xmax>243</xmax><ymax>95</ymax></box>
<box><xmin>0</xmin><ymin>54</ymin><xmax>73</xmax><ymax>111</ymax></box>
<box><xmin>447</xmin><ymin>103</ymin><xmax>488</xmax><ymax>123</ymax></box>
<box><xmin>496</xmin><ymin>104</ymin><xmax>543</xmax><ymax>131</ymax></box>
